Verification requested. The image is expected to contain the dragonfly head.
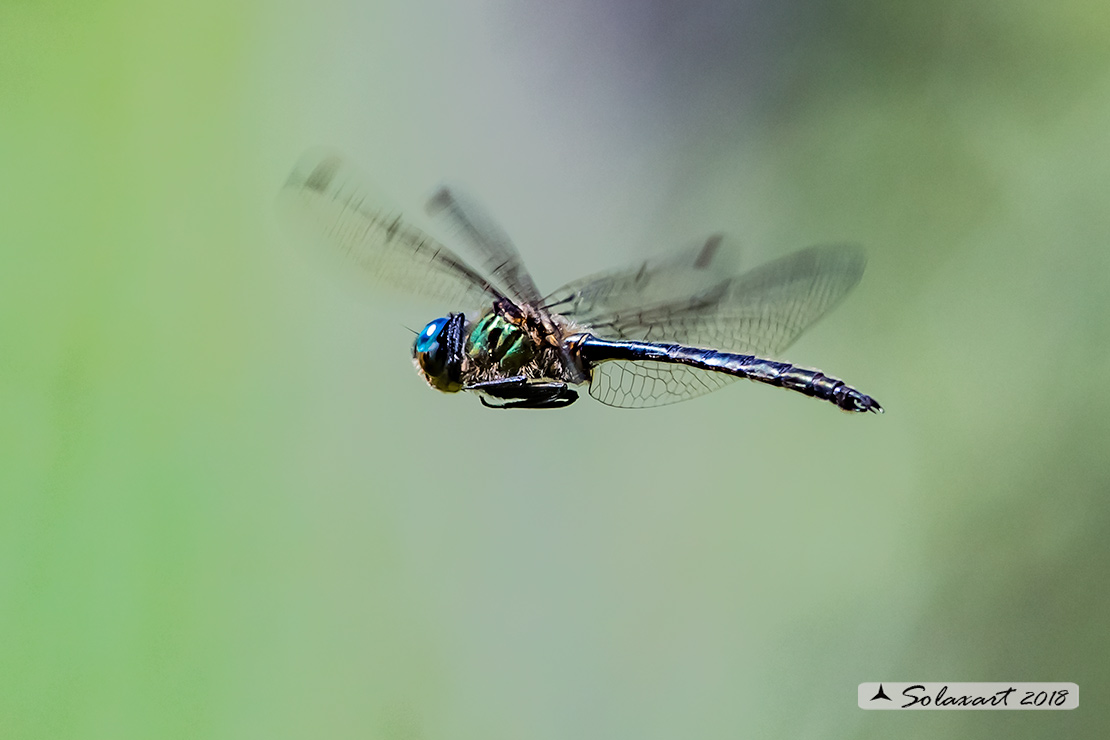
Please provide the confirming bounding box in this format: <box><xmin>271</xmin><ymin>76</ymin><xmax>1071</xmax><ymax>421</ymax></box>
<box><xmin>413</xmin><ymin>313</ymin><xmax>465</xmax><ymax>393</ymax></box>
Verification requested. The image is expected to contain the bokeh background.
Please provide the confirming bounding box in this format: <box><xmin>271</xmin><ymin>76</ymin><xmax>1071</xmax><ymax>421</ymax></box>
<box><xmin>3</xmin><ymin>1</ymin><xmax>1109</xmax><ymax>738</ymax></box>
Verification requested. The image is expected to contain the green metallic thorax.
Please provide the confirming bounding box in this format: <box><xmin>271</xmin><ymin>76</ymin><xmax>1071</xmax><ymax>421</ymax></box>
<box><xmin>465</xmin><ymin>312</ymin><xmax>536</xmax><ymax>376</ymax></box>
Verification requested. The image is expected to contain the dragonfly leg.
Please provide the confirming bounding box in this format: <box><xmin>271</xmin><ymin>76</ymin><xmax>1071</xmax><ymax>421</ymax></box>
<box><xmin>465</xmin><ymin>375</ymin><xmax>528</xmax><ymax>392</ymax></box>
<box><xmin>466</xmin><ymin>376</ymin><xmax>579</xmax><ymax>409</ymax></box>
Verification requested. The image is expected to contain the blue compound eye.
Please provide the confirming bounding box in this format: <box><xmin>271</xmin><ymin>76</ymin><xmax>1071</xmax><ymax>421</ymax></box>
<box><xmin>414</xmin><ymin>317</ymin><xmax>448</xmax><ymax>355</ymax></box>
<box><xmin>413</xmin><ymin>317</ymin><xmax>450</xmax><ymax>379</ymax></box>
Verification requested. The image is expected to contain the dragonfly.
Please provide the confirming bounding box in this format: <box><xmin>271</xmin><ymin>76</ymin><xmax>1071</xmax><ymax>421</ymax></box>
<box><xmin>280</xmin><ymin>152</ymin><xmax>882</xmax><ymax>413</ymax></box>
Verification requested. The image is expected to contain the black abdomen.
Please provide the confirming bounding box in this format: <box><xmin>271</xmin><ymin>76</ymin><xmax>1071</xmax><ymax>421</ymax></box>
<box><xmin>574</xmin><ymin>335</ymin><xmax>883</xmax><ymax>413</ymax></box>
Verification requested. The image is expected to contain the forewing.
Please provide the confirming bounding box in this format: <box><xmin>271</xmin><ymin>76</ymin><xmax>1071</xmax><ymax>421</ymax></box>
<box><xmin>544</xmin><ymin>234</ymin><xmax>741</xmax><ymax>324</ymax></box>
<box><xmin>426</xmin><ymin>185</ymin><xmax>543</xmax><ymax>306</ymax></box>
<box><xmin>279</xmin><ymin>151</ymin><xmax>503</xmax><ymax>309</ymax></box>
<box><xmin>586</xmin><ymin>244</ymin><xmax>865</xmax><ymax>356</ymax></box>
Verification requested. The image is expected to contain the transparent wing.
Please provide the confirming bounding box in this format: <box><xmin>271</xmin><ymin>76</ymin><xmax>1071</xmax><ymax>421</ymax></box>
<box><xmin>543</xmin><ymin>234</ymin><xmax>741</xmax><ymax>322</ymax></box>
<box><xmin>279</xmin><ymin>151</ymin><xmax>503</xmax><ymax>309</ymax></box>
<box><xmin>583</xmin><ymin>244</ymin><xmax>865</xmax><ymax>356</ymax></box>
<box><xmin>426</xmin><ymin>185</ymin><xmax>543</xmax><ymax>306</ymax></box>
<box><xmin>588</xmin><ymin>362</ymin><xmax>736</xmax><ymax>408</ymax></box>
<box><xmin>581</xmin><ymin>244</ymin><xmax>867</xmax><ymax>408</ymax></box>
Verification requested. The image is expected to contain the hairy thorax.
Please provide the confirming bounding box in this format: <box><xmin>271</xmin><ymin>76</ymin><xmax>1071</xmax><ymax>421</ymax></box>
<box><xmin>461</xmin><ymin>302</ymin><xmax>584</xmax><ymax>386</ymax></box>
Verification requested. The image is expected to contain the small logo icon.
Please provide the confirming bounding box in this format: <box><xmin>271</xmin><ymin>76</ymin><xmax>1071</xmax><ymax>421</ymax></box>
<box><xmin>870</xmin><ymin>684</ymin><xmax>892</xmax><ymax>702</ymax></box>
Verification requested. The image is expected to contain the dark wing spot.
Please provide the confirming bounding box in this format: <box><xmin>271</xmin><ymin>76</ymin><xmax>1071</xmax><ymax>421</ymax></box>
<box><xmin>385</xmin><ymin>215</ymin><xmax>401</xmax><ymax>241</ymax></box>
<box><xmin>303</xmin><ymin>156</ymin><xmax>341</xmax><ymax>192</ymax></box>
<box><xmin>425</xmin><ymin>186</ymin><xmax>452</xmax><ymax>214</ymax></box>
<box><xmin>693</xmin><ymin>234</ymin><xmax>723</xmax><ymax>270</ymax></box>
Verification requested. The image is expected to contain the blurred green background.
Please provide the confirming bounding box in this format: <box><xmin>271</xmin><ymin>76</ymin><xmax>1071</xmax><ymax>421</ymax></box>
<box><xmin>3</xmin><ymin>1</ymin><xmax>1109</xmax><ymax>738</ymax></box>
